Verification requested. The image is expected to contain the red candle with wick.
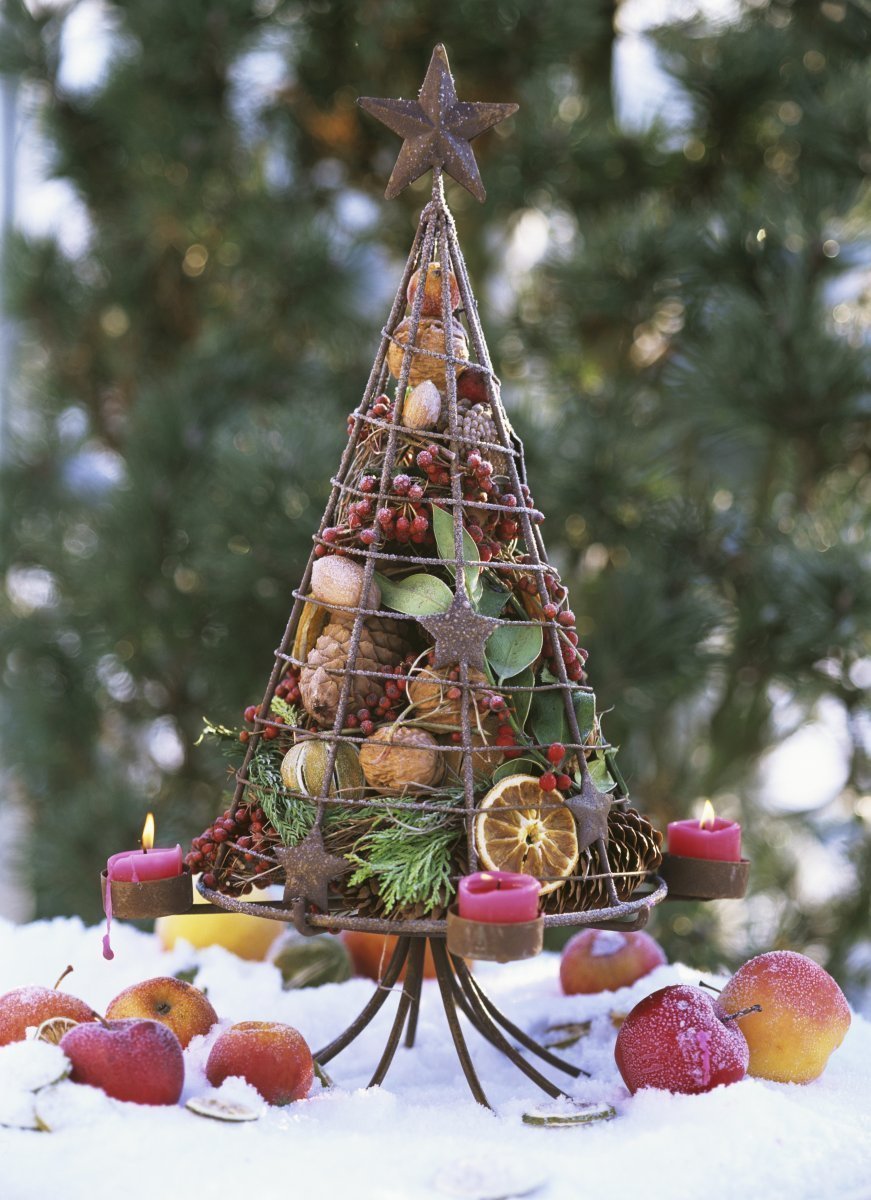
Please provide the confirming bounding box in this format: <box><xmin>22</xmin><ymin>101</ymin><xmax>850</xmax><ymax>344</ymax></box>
<box><xmin>667</xmin><ymin>801</ymin><xmax>741</xmax><ymax>862</ymax></box>
<box><xmin>102</xmin><ymin>814</ymin><xmax>183</xmax><ymax>959</ymax></box>
<box><xmin>457</xmin><ymin>871</ymin><xmax>540</xmax><ymax>923</ymax></box>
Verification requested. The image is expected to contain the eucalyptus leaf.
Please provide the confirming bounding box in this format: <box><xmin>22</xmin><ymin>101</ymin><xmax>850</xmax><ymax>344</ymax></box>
<box><xmin>430</xmin><ymin>505</ymin><xmax>481</xmax><ymax>600</ymax></box>
<box><xmin>492</xmin><ymin>757</ymin><xmax>540</xmax><ymax>783</ymax></box>
<box><xmin>531</xmin><ymin>687</ymin><xmax>597</xmax><ymax>747</ymax></box>
<box><xmin>375</xmin><ymin>572</ymin><xmax>453</xmax><ymax>616</ymax></box>
<box><xmin>505</xmin><ymin>666</ymin><xmax>535</xmax><ymax>730</ymax></box>
<box><xmin>588</xmin><ymin>756</ymin><xmax>617</xmax><ymax>792</ymax></box>
<box><xmin>486</xmin><ymin>622</ymin><xmax>543</xmax><ymax>683</ymax></box>
<box><xmin>477</xmin><ymin>581</ymin><xmax>510</xmax><ymax>618</ymax></box>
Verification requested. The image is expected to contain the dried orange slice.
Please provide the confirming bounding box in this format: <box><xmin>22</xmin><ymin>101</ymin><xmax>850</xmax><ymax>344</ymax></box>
<box><xmin>475</xmin><ymin>775</ymin><xmax>579</xmax><ymax>895</ymax></box>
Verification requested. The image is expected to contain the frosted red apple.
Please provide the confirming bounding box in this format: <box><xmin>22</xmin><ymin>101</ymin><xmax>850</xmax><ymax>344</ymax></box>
<box><xmin>615</xmin><ymin>984</ymin><xmax>749</xmax><ymax>1095</ymax></box>
<box><xmin>0</xmin><ymin>984</ymin><xmax>97</xmax><ymax>1046</ymax></box>
<box><xmin>206</xmin><ymin>1021</ymin><xmax>313</xmax><ymax>1105</ymax></box>
<box><xmin>560</xmin><ymin>929</ymin><xmax>666</xmax><ymax>995</ymax></box>
<box><xmin>106</xmin><ymin>976</ymin><xmax>218</xmax><ymax>1049</ymax></box>
<box><xmin>61</xmin><ymin>1018</ymin><xmax>185</xmax><ymax>1105</ymax></box>
<box><xmin>719</xmin><ymin>950</ymin><xmax>851</xmax><ymax>1084</ymax></box>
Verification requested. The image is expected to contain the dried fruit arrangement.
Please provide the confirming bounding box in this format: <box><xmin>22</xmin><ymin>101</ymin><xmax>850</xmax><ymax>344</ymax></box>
<box><xmin>189</xmin><ymin>108</ymin><xmax>662</xmax><ymax>926</ymax></box>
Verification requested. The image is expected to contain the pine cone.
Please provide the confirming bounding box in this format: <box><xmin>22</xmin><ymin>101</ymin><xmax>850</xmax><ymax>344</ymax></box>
<box><xmin>542</xmin><ymin>805</ymin><xmax>663</xmax><ymax>915</ymax></box>
<box><xmin>440</xmin><ymin>396</ymin><xmax>510</xmax><ymax>480</ymax></box>
<box><xmin>300</xmin><ymin>613</ymin><xmax>408</xmax><ymax>727</ymax></box>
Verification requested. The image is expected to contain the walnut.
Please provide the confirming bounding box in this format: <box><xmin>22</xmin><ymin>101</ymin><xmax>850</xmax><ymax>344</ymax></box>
<box><xmin>359</xmin><ymin>726</ymin><xmax>444</xmax><ymax>793</ymax></box>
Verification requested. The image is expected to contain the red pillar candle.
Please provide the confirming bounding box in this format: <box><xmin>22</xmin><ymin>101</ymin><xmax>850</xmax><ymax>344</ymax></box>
<box><xmin>457</xmin><ymin>871</ymin><xmax>541</xmax><ymax>923</ymax></box>
<box><xmin>102</xmin><ymin>814</ymin><xmax>183</xmax><ymax>960</ymax></box>
<box><xmin>667</xmin><ymin>801</ymin><xmax>741</xmax><ymax>863</ymax></box>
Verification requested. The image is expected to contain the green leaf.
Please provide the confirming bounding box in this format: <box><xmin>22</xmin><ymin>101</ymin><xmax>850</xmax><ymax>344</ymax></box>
<box><xmin>588</xmin><ymin>756</ymin><xmax>616</xmax><ymax>792</ymax></box>
<box><xmin>531</xmin><ymin>688</ymin><xmax>597</xmax><ymax>747</ymax></box>
<box><xmin>486</xmin><ymin>622</ymin><xmax>543</xmax><ymax>683</ymax></box>
<box><xmin>375</xmin><ymin>572</ymin><xmax>453</xmax><ymax>616</ymax></box>
<box><xmin>430</xmin><ymin>504</ymin><xmax>481</xmax><ymax>600</ymax></box>
<box><xmin>477</xmin><ymin>582</ymin><xmax>510</xmax><ymax>618</ymax></box>
<box><xmin>505</xmin><ymin>666</ymin><xmax>535</xmax><ymax>730</ymax></box>
<box><xmin>492</xmin><ymin>757</ymin><xmax>540</xmax><ymax>783</ymax></box>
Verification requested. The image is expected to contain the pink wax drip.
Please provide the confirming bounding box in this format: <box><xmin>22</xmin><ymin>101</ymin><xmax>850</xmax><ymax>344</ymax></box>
<box><xmin>101</xmin><ymin>844</ymin><xmax>183</xmax><ymax>960</ymax></box>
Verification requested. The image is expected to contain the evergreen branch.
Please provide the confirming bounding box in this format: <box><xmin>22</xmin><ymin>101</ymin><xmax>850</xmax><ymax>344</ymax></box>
<box><xmin>346</xmin><ymin>805</ymin><xmax>462</xmax><ymax>914</ymax></box>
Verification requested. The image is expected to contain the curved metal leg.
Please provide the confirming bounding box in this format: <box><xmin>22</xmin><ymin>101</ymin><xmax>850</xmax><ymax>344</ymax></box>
<box><xmin>315</xmin><ymin>935</ymin><xmax>411</xmax><ymax>1064</ymax></box>
<box><xmin>431</xmin><ymin>939</ymin><xmax>490</xmax><ymax>1108</ymax></box>
<box><xmin>454</xmin><ymin>955</ymin><xmax>586</xmax><ymax>1077</ymax></box>
<box><xmin>369</xmin><ymin>939</ymin><xmax>425</xmax><ymax>1085</ymax></box>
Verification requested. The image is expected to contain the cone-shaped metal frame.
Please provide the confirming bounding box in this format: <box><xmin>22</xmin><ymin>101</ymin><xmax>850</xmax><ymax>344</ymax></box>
<box><xmin>201</xmin><ymin>171</ymin><xmax>665</xmax><ymax>926</ymax></box>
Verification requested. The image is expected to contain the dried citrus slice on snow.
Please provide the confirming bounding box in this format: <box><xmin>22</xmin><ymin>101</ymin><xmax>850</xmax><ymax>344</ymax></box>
<box><xmin>475</xmin><ymin>775</ymin><xmax>578</xmax><ymax>895</ymax></box>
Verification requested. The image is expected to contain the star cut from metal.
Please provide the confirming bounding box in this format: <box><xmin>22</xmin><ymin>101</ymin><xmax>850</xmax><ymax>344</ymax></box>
<box><xmin>358</xmin><ymin>43</ymin><xmax>518</xmax><ymax>202</ymax></box>
<box><xmin>565</xmin><ymin>775</ymin><xmax>612</xmax><ymax>852</ymax></box>
<box><xmin>420</xmin><ymin>593</ymin><xmax>500</xmax><ymax>672</ymax></box>
<box><xmin>275</xmin><ymin>828</ymin><xmax>351</xmax><ymax>913</ymax></box>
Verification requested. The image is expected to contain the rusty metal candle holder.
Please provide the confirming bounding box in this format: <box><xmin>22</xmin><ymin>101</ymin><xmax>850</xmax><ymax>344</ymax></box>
<box><xmin>659</xmin><ymin>854</ymin><xmax>750</xmax><ymax>901</ymax></box>
<box><xmin>101</xmin><ymin>867</ymin><xmax>194</xmax><ymax>920</ymax></box>
<box><xmin>446</xmin><ymin>908</ymin><xmax>544</xmax><ymax>963</ymax></box>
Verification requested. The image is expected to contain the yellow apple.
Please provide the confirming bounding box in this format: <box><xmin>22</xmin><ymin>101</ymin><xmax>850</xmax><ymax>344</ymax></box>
<box><xmin>155</xmin><ymin>883</ymin><xmax>284</xmax><ymax>961</ymax></box>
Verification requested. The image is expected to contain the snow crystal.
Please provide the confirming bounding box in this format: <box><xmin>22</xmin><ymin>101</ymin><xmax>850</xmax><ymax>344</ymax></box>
<box><xmin>0</xmin><ymin>917</ymin><xmax>868</xmax><ymax>1200</ymax></box>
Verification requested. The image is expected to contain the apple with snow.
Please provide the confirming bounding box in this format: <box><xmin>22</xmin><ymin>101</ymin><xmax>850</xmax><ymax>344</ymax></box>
<box><xmin>559</xmin><ymin>929</ymin><xmax>666</xmax><ymax>995</ymax></box>
<box><xmin>205</xmin><ymin>1021</ymin><xmax>313</xmax><ymax>1105</ymax></box>
<box><xmin>719</xmin><ymin>950</ymin><xmax>851</xmax><ymax>1084</ymax></box>
<box><xmin>0</xmin><ymin>969</ymin><xmax>98</xmax><ymax>1046</ymax></box>
<box><xmin>106</xmin><ymin>976</ymin><xmax>218</xmax><ymax>1049</ymax></box>
<box><xmin>615</xmin><ymin>984</ymin><xmax>749</xmax><ymax>1095</ymax></box>
<box><xmin>60</xmin><ymin>1018</ymin><xmax>184</xmax><ymax>1105</ymax></box>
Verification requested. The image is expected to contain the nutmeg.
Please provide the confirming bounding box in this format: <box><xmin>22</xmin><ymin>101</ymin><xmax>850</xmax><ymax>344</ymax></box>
<box><xmin>359</xmin><ymin>726</ymin><xmax>444</xmax><ymax>793</ymax></box>
<box><xmin>387</xmin><ymin>317</ymin><xmax>468</xmax><ymax>390</ymax></box>
<box><xmin>401</xmin><ymin>380</ymin><xmax>442</xmax><ymax>431</ymax></box>
<box><xmin>310</xmin><ymin>556</ymin><xmax>381</xmax><ymax>612</ymax></box>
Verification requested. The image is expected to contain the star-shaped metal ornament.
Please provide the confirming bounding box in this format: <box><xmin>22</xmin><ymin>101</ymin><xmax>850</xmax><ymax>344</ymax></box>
<box><xmin>358</xmin><ymin>43</ymin><xmax>518</xmax><ymax>202</ymax></box>
<box><xmin>275</xmin><ymin>828</ymin><xmax>351</xmax><ymax>913</ymax></box>
<box><xmin>565</xmin><ymin>774</ymin><xmax>612</xmax><ymax>853</ymax></box>
<box><xmin>420</xmin><ymin>593</ymin><xmax>500</xmax><ymax>672</ymax></box>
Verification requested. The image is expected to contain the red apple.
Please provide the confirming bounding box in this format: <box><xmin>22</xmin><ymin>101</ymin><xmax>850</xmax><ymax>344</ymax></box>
<box><xmin>719</xmin><ymin>950</ymin><xmax>851</xmax><ymax>1084</ymax></box>
<box><xmin>560</xmin><ymin>929</ymin><xmax>667</xmax><ymax>995</ymax></box>
<box><xmin>106</xmin><ymin>977</ymin><xmax>218</xmax><ymax>1048</ymax></box>
<box><xmin>407</xmin><ymin>262</ymin><xmax>460</xmax><ymax>316</ymax></box>
<box><xmin>206</xmin><ymin>1021</ymin><xmax>313</xmax><ymax>1106</ymax></box>
<box><xmin>340</xmin><ymin>931</ymin><xmax>437</xmax><ymax>983</ymax></box>
<box><xmin>0</xmin><ymin>969</ymin><xmax>98</xmax><ymax>1046</ymax></box>
<box><xmin>60</xmin><ymin>1018</ymin><xmax>184</xmax><ymax>1105</ymax></box>
<box><xmin>615</xmin><ymin>984</ymin><xmax>749</xmax><ymax>1095</ymax></box>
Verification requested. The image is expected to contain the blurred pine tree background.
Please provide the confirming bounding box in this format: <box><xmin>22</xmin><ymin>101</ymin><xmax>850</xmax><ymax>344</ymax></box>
<box><xmin>0</xmin><ymin>1</ymin><xmax>868</xmax><ymax>1003</ymax></box>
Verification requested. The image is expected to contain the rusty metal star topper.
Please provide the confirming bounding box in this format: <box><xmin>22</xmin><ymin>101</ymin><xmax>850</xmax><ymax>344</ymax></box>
<box><xmin>358</xmin><ymin>43</ymin><xmax>518</xmax><ymax>202</ymax></box>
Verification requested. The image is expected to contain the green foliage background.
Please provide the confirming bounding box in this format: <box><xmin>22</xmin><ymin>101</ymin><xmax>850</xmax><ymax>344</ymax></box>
<box><xmin>1</xmin><ymin>0</ymin><xmax>869</xmax><ymax>999</ymax></box>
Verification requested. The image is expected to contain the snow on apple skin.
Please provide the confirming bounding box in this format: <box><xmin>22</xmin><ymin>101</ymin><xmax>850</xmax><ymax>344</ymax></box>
<box><xmin>719</xmin><ymin>951</ymin><xmax>851</xmax><ymax>1084</ymax></box>
<box><xmin>61</xmin><ymin>1019</ymin><xmax>184</xmax><ymax>1106</ymax></box>
<box><xmin>0</xmin><ymin>986</ymin><xmax>97</xmax><ymax>1046</ymax></box>
<box><xmin>615</xmin><ymin>984</ymin><xmax>749</xmax><ymax>1095</ymax></box>
<box><xmin>560</xmin><ymin>928</ymin><xmax>667</xmax><ymax>995</ymax></box>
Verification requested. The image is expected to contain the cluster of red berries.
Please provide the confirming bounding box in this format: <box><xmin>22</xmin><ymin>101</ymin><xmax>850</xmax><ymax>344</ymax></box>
<box><xmin>348</xmin><ymin>392</ymin><xmax>395</xmax><ymax>439</ymax></box>
<box><xmin>416</xmin><ymin>442</ymin><xmax>453</xmax><ymax>489</ymax></box>
<box><xmin>344</xmin><ymin>652</ymin><xmax>417</xmax><ymax>734</ymax></box>
<box><xmin>541</xmin><ymin>604</ymin><xmax>588</xmax><ymax>682</ymax></box>
<box><xmin>318</xmin><ymin>473</ymin><xmax>435</xmax><ymax>554</ymax></box>
<box><xmin>187</xmin><ymin>804</ymin><xmax>280</xmax><ymax>895</ymax></box>
<box><xmin>540</xmin><ymin>742</ymin><xmax>575</xmax><ymax>792</ymax></box>
<box><xmin>240</xmin><ymin>667</ymin><xmax>301</xmax><ymax>743</ymax></box>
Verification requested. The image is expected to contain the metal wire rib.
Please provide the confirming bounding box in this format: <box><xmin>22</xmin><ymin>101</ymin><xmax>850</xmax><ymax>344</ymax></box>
<box><xmin>208</xmin><ymin>167</ymin><xmax>660</xmax><ymax>927</ymax></box>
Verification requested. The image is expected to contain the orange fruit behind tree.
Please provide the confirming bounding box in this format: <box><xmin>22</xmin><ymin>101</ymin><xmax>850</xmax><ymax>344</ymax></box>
<box><xmin>340</xmin><ymin>931</ymin><xmax>438</xmax><ymax>982</ymax></box>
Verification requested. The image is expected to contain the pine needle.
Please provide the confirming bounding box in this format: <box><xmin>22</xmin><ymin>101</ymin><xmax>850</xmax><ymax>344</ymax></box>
<box><xmin>346</xmin><ymin>805</ymin><xmax>462</xmax><ymax>914</ymax></box>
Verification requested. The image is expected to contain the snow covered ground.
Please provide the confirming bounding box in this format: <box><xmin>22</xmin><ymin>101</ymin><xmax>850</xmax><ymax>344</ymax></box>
<box><xmin>0</xmin><ymin>916</ymin><xmax>868</xmax><ymax>1200</ymax></box>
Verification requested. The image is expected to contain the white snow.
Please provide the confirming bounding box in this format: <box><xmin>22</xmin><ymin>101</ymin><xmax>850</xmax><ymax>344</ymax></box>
<box><xmin>0</xmin><ymin>915</ymin><xmax>869</xmax><ymax>1200</ymax></box>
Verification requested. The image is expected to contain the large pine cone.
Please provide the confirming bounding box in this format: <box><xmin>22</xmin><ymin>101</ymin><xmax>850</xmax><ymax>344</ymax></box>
<box><xmin>387</xmin><ymin>317</ymin><xmax>469</xmax><ymax>389</ymax></box>
<box><xmin>300</xmin><ymin>613</ymin><xmax>408</xmax><ymax>727</ymax></box>
<box><xmin>542</xmin><ymin>805</ymin><xmax>663</xmax><ymax>915</ymax></box>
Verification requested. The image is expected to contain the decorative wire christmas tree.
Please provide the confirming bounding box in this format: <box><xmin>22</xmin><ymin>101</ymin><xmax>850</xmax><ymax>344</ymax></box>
<box><xmin>190</xmin><ymin>46</ymin><xmax>667</xmax><ymax>1107</ymax></box>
